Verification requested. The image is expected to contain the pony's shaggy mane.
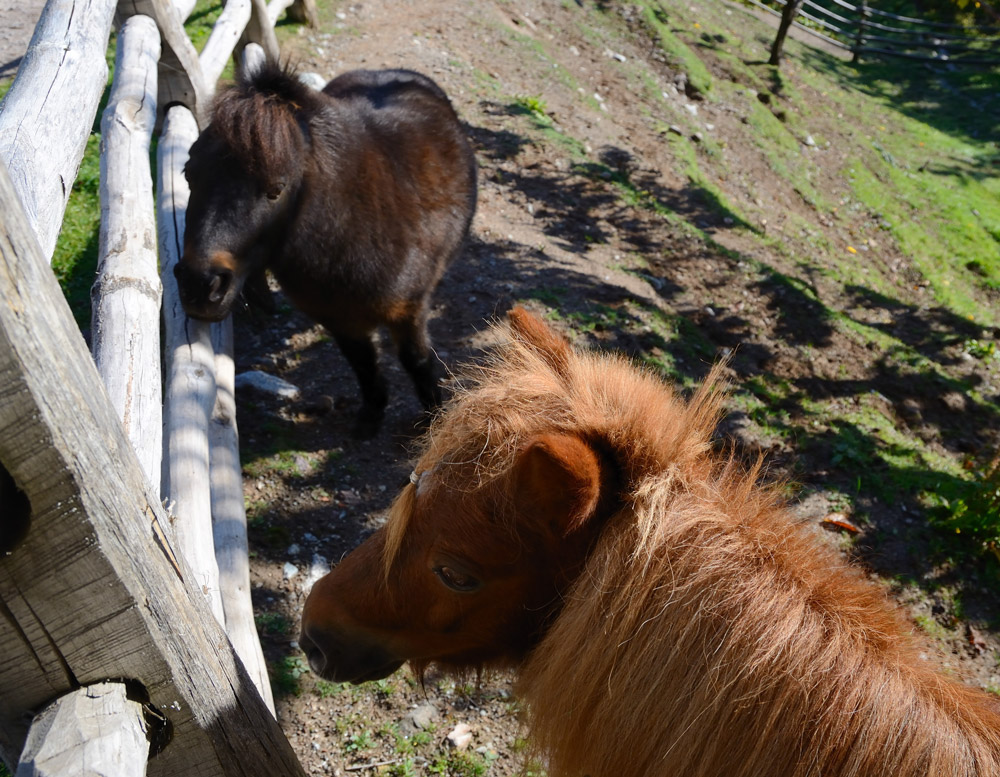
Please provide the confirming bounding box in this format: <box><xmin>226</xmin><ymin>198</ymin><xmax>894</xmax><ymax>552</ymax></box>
<box><xmin>383</xmin><ymin>312</ymin><xmax>1000</xmax><ymax>777</ymax></box>
<box><xmin>210</xmin><ymin>62</ymin><xmax>317</xmax><ymax>181</ymax></box>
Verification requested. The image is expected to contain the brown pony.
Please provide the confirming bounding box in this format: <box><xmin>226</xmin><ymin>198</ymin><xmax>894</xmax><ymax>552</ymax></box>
<box><xmin>301</xmin><ymin>308</ymin><xmax>1000</xmax><ymax>777</ymax></box>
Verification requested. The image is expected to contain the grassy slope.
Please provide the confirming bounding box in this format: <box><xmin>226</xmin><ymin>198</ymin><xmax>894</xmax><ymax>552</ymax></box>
<box><xmin>502</xmin><ymin>0</ymin><xmax>1000</xmax><ymax>568</ymax></box>
<box><xmin>652</xmin><ymin>0</ymin><xmax>1000</xmax><ymax>555</ymax></box>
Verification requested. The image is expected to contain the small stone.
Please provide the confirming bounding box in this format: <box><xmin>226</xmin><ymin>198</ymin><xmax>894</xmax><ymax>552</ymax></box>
<box><xmin>283</xmin><ymin>562</ymin><xmax>299</xmax><ymax>581</ymax></box>
<box><xmin>235</xmin><ymin>370</ymin><xmax>301</xmax><ymax>400</ymax></box>
<box><xmin>446</xmin><ymin>723</ymin><xmax>473</xmax><ymax>750</ymax></box>
<box><xmin>940</xmin><ymin>391</ymin><xmax>967</xmax><ymax>412</ymax></box>
<box><xmin>404</xmin><ymin>702</ymin><xmax>438</xmax><ymax>733</ymax></box>
<box><xmin>287</xmin><ymin>543</ymin><xmax>301</xmax><ymax>556</ymax></box>
<box><xmin>304</xmin><ymin>555</ymin><xmax>330</xmax><ymax>592</ymax></box>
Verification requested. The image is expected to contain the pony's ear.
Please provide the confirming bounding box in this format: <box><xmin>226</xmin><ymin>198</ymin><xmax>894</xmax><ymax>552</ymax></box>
<box><xmin>507</xmin><ymin>307</ymin><xmax>572</xmax><ymax>378</ymax></box>
<box><xmin>512</xmin><ymin>433</ymin><xmax>601</xmax><ymax>537</ymax></box>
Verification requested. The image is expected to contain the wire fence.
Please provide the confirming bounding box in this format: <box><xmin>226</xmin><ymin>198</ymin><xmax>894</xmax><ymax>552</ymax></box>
<box><xmin>745</xmin><ymin>0</ymin><xmax>1000</xmax><ymax>65</ymax></box>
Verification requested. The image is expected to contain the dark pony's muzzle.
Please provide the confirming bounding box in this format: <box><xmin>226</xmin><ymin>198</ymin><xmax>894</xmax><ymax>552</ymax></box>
<box><xmin>173</xmin><ymin>257</ymin><xmax>239</xmax><ymax>322</ymax></box>
<box><xmin>299</xmin><ymin>623</ymin><xmax>404</xmax><ymax>684</ymax></box>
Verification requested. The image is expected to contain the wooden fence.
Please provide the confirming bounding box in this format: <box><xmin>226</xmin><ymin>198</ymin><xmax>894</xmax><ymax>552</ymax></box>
<box><xmin>748</xmin><ymin>0</ymin><xmax>1000</xmax><ymax>65</ymax></box>
<box><xmin>0</xmin><ymin>0</ymin><xmax>316</xmax><ymax>774</ymax></box>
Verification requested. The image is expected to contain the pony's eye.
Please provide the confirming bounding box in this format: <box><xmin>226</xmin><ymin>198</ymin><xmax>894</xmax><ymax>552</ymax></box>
<box><xmin>433</xmin><ymin>565</ymin><xmax>481</xmax><ymax>593</ymax></box>
<box><xmin>265</xmin><ymin>182</ymin><xmax>285</xmax><ymax>200</ymax></box>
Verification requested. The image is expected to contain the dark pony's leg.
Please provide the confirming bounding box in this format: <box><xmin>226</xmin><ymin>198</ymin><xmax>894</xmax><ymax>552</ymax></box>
<box><xmin>330</xmin><ymin>331</ymin><xmax>388</xmax><ymax>439</ymax></box>
<box><xmin>388</xmin><ymin>312</ymin><xmax>443</xmax><ymax>413</ymax></box>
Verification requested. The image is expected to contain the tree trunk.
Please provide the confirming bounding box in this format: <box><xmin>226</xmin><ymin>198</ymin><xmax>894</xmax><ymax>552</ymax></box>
<box><xmin>769</xmin><ymin>0</ymin><xmax>806</xmax><ymax>66</ymax></box>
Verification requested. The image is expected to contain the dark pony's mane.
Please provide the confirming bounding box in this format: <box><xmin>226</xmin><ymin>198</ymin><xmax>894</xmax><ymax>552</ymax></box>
<box><xmin>210</xmin><ymin>62</ymin><xmax>318</xmax><ymax>181</ymax></box>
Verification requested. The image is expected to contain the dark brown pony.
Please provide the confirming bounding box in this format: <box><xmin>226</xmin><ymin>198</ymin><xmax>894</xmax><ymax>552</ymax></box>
<box><xmin>175</xmin><ymin>63</ymin><xmax>477</xmax><ymax>436</ymax></box>
<box><xmin>301</xmin><ymin>308</ymin><xmax>1000</xmax><ymax>777</ymax></box>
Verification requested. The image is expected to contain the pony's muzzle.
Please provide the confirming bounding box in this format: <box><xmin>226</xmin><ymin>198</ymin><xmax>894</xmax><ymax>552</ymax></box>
<box><xmin>173</xmin><ymin>260</ymin><xmax>237</xmax><ymax>322</ymax></box>
<box><xmin>299</xmin><ymin>624</ymin><xmax>404</xmax><ymax>684</ymax></box>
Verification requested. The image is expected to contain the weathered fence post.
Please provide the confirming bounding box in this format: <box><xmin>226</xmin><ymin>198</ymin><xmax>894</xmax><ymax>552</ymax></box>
<box><xmin>91</xmin><ymin>14</ymin><xmax>163</xmax><ymax>491</ymax></box>
<box><xmin>769</xmin><ymin>0</ymin><xmax>806</xmax><ymax>66</ymax></box>
<box><xmin>852</xmin><ymin>1</ymin><xmax>870</xmax><ymax>62</ymax></box>
<box><xmin>0</xmin><ymin>0</ymin><xmax>118</xmax><ymax>262</ymax></box>
<box><xmin>117</xmin><ymin>0</ymin><xmax>212</xmax><ymax>127</ymax></box>
<box><xmin>14</xmin><ymin>683</ymin><xmax>148</xmax><ymax>777</ymax></box>
<box><xmin>200</xmin><ymin>0</ymin><xmax>253</xmax><ymax>85</ymax></box>
<box><xmin>241</xmin><ymin>0</ymin><xmax>281</xmax><ymax>65</ymax></box>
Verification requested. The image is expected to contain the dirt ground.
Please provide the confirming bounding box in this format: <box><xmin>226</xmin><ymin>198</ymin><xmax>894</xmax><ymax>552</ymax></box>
<box><xmin>0</xmin><ymin>2</ymin><xmax>43</xmax><ymax>81</ymax></box>
<box><xmin>3</xmin><ymin>1</ymin><xmax>998</xmax><ymax>775</ymax></box>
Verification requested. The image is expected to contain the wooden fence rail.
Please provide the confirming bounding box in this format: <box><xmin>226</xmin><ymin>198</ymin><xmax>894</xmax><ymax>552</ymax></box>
<box><xmin>749</xmin><ymin>0</ymin><xmax>1000</xmax><ymax>65</ymax></box>
<box><xmin>0</xmin><ymin>156</ymin><xmax>305</xmax><ymax>777</ymax></box>
<box><xmin>0</xmin><ymin>0</ymin><xmax>316</xmax><ymax>772</ymax></box>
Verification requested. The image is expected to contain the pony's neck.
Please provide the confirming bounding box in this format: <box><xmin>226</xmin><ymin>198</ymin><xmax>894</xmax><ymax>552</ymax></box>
<box><xmin>517</xmin><ymin>483</ymin><xmax>1000</xmax><ymax>777</ymax></box>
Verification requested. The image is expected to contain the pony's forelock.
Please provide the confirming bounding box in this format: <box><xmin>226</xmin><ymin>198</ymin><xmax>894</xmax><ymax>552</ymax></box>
<box><xmin>381</xmin><ymin>482</ymin><xmax>416</xmax><ymax>583</ymax></box>
<box><xmin>210</xmin><ymin>62</ymin><xmax>315</xmax><ymax>181</ymax></box>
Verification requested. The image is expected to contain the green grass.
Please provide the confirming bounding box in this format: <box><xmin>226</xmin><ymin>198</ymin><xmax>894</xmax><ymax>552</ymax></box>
<box><xmin>934</xmin><ymin>457</ymin><xmax>1000</xmax><ymax>563</ymax></box>
<box><xmin>913</xmin><ymin>613</ymin><xmax>951</xmax><ymax>640</ymax></box>
<box><xmin>633</xmin><ymin>1</ymin><xmax>713</xmax><ymax>97</ymax></box>
<box><xmin>52</xmin><ymin>131</ymin><xmax>103</xmax><ymax>328</ymax></box>
<box><xmin>271</xmin><ymin>654</ymin><xmax>309</xmax><ymax>697</ymax></box>
<box><xmin>254</xmin><ymin>611</ymin><xmax>293</xmax><ymax>636</ymax></box>
<box><xmin>500</xmin><ymin>0</ymin><xmax>1000</xmax><ymax>568</ymax></box>
<box><xmin>427</xmin><ymin>751</ymin><xmax>489</xmax><ymax>777</ymax></box>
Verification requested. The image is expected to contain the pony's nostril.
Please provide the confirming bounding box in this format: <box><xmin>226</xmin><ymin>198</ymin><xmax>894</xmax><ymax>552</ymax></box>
<box><xmin>207</xmin><ymin>271</ymin><xmax>231</xmax><ymax>303</ymax></box>
<box><xmin>299</xmin><ymin>631</ymin><xmax>327</xmax><ymax>675</ymax></box>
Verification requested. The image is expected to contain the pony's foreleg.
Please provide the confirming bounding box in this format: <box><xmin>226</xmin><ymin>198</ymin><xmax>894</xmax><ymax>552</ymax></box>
<box><xmin>389</xmin><ymin>316</ymin><xmax>443</xmax><ymax>413</ymax></box>
<box><xmin>331</xmin><ymin>331</ymin><xmax>388</xmax><ymax>438</ymax></box>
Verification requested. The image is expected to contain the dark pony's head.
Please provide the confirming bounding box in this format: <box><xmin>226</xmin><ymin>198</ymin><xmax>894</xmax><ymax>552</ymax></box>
<box><xmin>175</xmin><ymin>63</ymin><xmax>319</xmax><ymax>321</ymax></box>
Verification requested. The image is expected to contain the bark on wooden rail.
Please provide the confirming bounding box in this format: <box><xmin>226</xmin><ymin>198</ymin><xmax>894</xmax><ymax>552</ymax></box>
<box><xmin>157</xmin><ymin>104</ymin><xmax>226</xmax><ymax>625</ymax></box>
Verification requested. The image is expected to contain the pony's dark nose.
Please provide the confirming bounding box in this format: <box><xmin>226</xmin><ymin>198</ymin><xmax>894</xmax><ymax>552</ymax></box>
<box><xmin>173</xmin><ymin>261</ymin><xmax>237</xmax><ymax>321</ymax></box>
<box><xmin>298</xmin><ymin>623</ymin><xmax>404</xmax><ymax>684</ymax></box>
<box><xmin>206</xmin><ymin>269</ymin><xmax>232</xmax><ymax>303</ymax></box>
